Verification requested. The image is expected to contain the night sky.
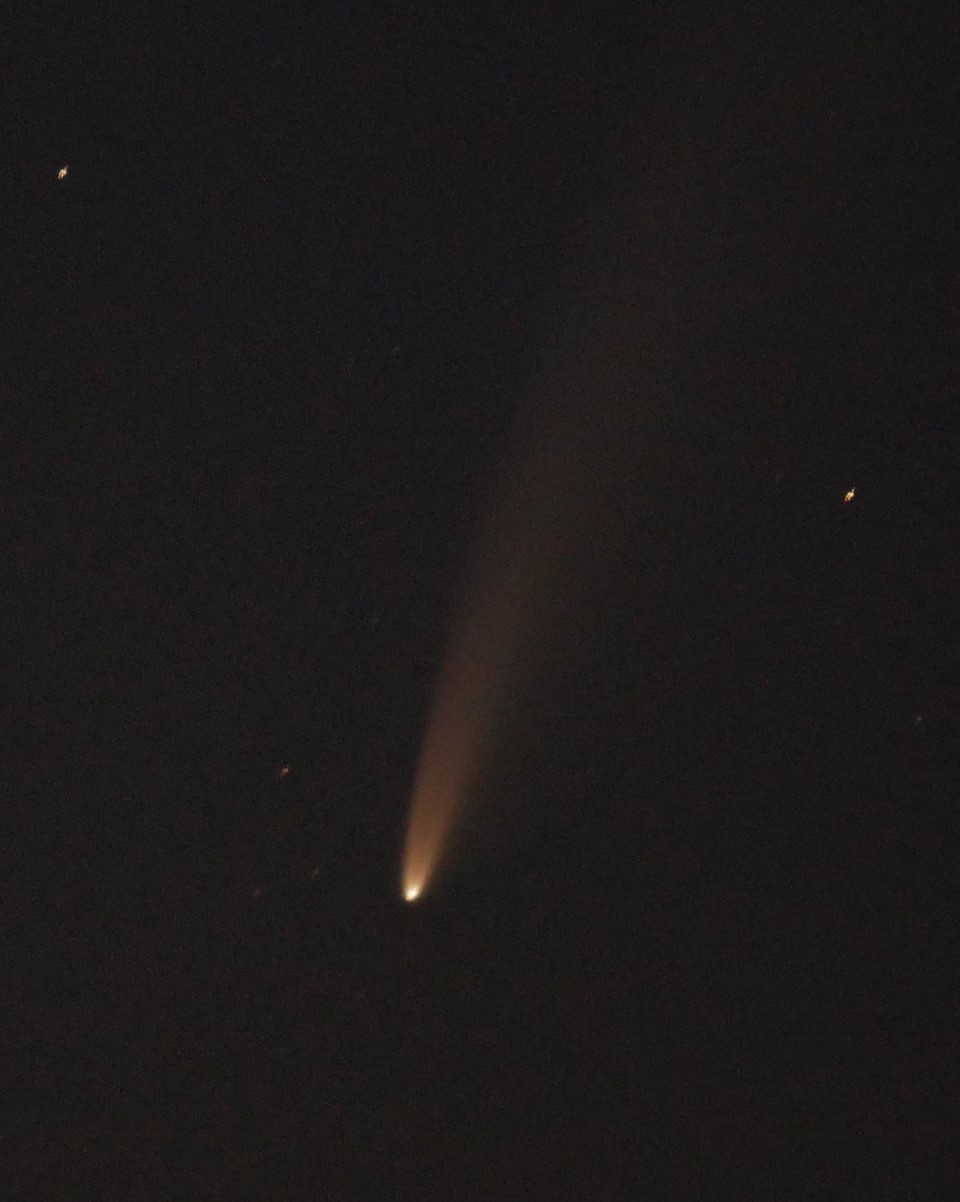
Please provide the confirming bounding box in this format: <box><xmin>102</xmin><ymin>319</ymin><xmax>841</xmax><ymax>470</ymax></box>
<box><xmin>8</xmin><ymin>4</ymin><xmax>959</xmax><ymax>1196</ymax></box>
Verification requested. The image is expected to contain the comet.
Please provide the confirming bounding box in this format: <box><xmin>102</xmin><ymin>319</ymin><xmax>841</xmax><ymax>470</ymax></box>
<box><xmin>399</xmin><ymin>5</ymin><xmax>877</xmax><ymax>903</ymax></box>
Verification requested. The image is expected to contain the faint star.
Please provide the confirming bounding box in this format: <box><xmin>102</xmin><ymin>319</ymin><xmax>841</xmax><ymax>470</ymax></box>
<box><xmin>844</xmin><ymin>487</ymin><xmax>856</xmax><ymax>503</ymax></box>
<box><xmin>57</xmin><ymin>165</ymin><xmax>69</xmax><ymax>180</ymax></box>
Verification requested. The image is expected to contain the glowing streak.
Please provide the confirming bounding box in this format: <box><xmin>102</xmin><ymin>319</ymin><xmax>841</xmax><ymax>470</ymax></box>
<box><xmin>57</xmin><ymin>165</ymin><xmax>69</xmax><ymax>180</ymax></box>
<box><xmin>400</xmin><ymin>6</ymin><xmax>859</xmax><ymax>903</ymax></box>
<box><xmin>844</xmin><ymin>487</ymin><xmax>856</xmax><ymax>502</ymax></box>
<box><xmin>401</xmin><ymin>353</ymin><xmax>605</xmax><ymax>902</ymax></box>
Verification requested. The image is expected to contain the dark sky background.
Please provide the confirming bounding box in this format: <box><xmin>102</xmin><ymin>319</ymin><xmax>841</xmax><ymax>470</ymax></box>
<box><xmin>7</xmin><ymin>3</ymin><xmax>959</xmax><ymax>1196</ymax></box>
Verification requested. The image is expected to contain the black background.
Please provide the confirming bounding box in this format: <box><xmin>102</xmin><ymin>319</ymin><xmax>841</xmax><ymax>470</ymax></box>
<box><xmin>6</xmin><ymin>3</ymin><xmax>958</xmax><ymax>1196</ymax></box>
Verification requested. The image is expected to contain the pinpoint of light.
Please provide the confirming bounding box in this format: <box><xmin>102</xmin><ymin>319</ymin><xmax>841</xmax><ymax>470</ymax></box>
<box><xmin>57</xmin><ymin>165</ymin><xmax>69</xmax><ymax>180</ymax></box>
<box><xmin>844</xmin><ymin>486</ymin><xmax>856</xmax><ymax>503</ymax></box>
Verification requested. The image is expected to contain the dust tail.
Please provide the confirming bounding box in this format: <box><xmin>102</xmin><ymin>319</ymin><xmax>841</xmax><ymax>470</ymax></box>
<box><xmin>401</xmin><ymin>4</ymin><xmax>876</xmax><ymax>900</ymax></box>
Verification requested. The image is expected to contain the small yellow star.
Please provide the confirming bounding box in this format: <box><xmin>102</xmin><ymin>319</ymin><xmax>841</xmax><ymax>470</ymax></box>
<box><xmin>57</xmin><ymin>165</ymin><xmax>69</xmax><ymax>180</ymax></box>
<box><xmin>843</xmin><ymin>487</ymin><xmax>856</xmax><ymax>503</ymax></box>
